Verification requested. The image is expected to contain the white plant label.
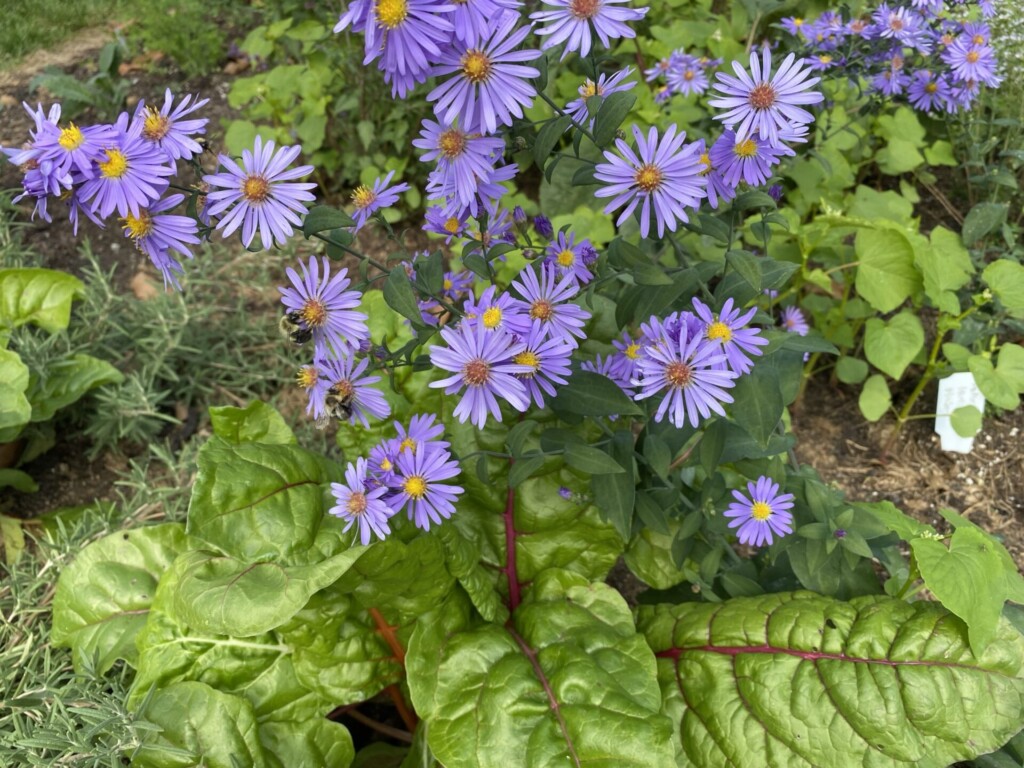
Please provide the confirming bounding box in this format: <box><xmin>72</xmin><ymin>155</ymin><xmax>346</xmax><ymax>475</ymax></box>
<box><xmin>935</xmin><ymin>372</ymin><xmax>985</xmax><ymax>454</ymax></box>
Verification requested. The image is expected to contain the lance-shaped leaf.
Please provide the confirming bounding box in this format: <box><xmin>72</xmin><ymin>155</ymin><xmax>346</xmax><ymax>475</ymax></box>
<box><xmin>52</xmin><ymin>523</ymin><xmax>193</xmax><ymax>674</ymax></box>
<box><xmin>173</xmin><ymin>547</ymin><xmax>365</xmax><ymax>637</ymax></box>
<box><xmin>408</xmin><ymin>570</ymin><xmax>676</xmax><ymax>768</ymax></box>
<box><xmin>186</xmin><ymin>437</ymin><xmax>348</xmax><ymax>566</ymax></box>
<box><xmin>637</xmin><ymin>591</ymin><xmax>1024</xmax><ymax>767</ymax></box>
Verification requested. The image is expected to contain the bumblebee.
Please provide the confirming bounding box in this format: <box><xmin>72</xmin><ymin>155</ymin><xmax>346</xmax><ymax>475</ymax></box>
<box><xmin>279</xmin><ymin>311</ymin><xmax>313</xmax><ymax>346</ymax></box>
<box><xmin>316</xmin><ymin>382</ymin><xmax>355</xmax><ymax>429</ymax></box>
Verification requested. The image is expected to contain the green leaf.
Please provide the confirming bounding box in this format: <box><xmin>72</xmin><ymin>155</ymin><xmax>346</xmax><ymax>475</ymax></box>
<box><xmin>854</xmin><ymin>228</ymin><xmax>922</xmax><ymax>313</ymax></box>
<box><xmin>134</xmin><ymin>682</ymin><xmax>269</xmax><ymax>768</ymax></box>
<box><xmin>963</xmin><ymin>202</ymin><xmax>1009</xmax><ymax>245</ymax></box>
<box><xmin>951</xmin><ymin>405</ymin><xmax>983</xmax><ymax>438</ymax></box>
<box><xmin>983</xmin><ymin>260</ymin><xmax>1024</xmax><ymax>319</ymax></box>
<box><xmin>593</xmin><ymin>91</ymin><xmax>637</xmax><ymax>147</ymax></box>
<box><xmin>302</xmin><ymin>205</ymin><xmax>356</xmax><ymax>236</ymax></box>
<box><xmin>209</xmin><ymin>401</ymin><xmax>297</xmax><ymax>445</ymax></box>
<box><xmin>864</xmin><ymin>312</ymin><xmax>925</xmax><ymax>380</ymax></box>
<box><xmin>968</xmin><ymin>356</ymin><xmax>1019</xmax><ymax>410</ymax></box>
<box><xmin>998</xmin><ymin>344</ymin><xmax>1024</xmax><ymax>392</ymax></box>
<box><xmin>876</xmin><ymin>137</ymin><xmax>925</xmax><ymax>174</ymax></box>
<box><xmin>913</xmin><ymin>524</ymin><xmax>1024</xmax><ymax>653</ymax></box>
<box><xmin>855</xmin><ymin>500</ymin><xmax>936</xmax><ymax>540</ymax></box>
<box><xmin>835</xmin><ymin>356</ymin><xmax>868</xmax><ymax>384</ymax></box>
<box><xmin>0</xmin><ymin>513</ymin><xmax>26</xmax><ymax>563</ymax></box>
<box><xmin>26</xmin><ymin>353</ymin><xmax>123</xmax><ymax>422</ymax></box>
<box><xmin>436</xmin><ymin>525</ymin><xmax>509</xmax><ymax>624</ymax></box>
<box><xmin>924</xmin><ymin>140</ymin><xmax>957</xmax><ymax>167</ymax></box>
<box><xmin>383</xmin><ymin>268</ymin><xmax>425</xmax><ymax>327</ymax></box>
<box><xmin>725</xmin><ymin>250</ymin><xmax>763</xmax><ymax>292</ymax></box>
<box><xmin>533</xmin><ymin>116</ymin><xmax>571</xmax><ymax>169</ymax></box>
<box><xmin>550</xmin><ymin>370</ymin><xmax>642</xmax><ymax>417</ymax></box>
<box><xmin>915</xmin><ymin>226</ymin><xmax>973</xmax><ymax>315</ymax></box>
<box><xmin>186</xmin><ymin>437</ymin><xmax>347</xmax><ymax>566</ymax></box>
<box><xmin>729</xmin><ymin>363</ymin><xmax>783</xmax><ymax>447</ymax></box>
<box><xmin>0</xmin><ymin>348</ymin><xmax>31</xmax><ymax>443</ymax></box>
<box><xmin>508</xmin><ymin>454</ymin><xmax>546</xmax><ymax>488</ymax></box>
<box><xmin>52</xmin><ymin>524</ymin><xmax>193</xmax><ymax>674</ymax></box>
<box><xmin>408</xmin><ymin>570</ymin><xmax>676</xmax><ymax>768</ymax></box>
<box><xmin>624</xmin><ymin>520</ymin><xmax>689</xmax><ymax>590</ymax></box>
<box><xmin>859</xmin><ymin>374</ymin><xmax>892</xmax><ymax>422</ymax></box>
<box><xmin>172</xmin><ymin>547</ymin><xmax>365</xmax><ymax>637</ymax></box>
<box><xmin>564</xmin><ymin>443</ymin><xmax>626</xmax><ymax>474</ymax></box>
<box><xmin>589</xmin><ymin>430</ymin><xmax>636</xmax><ymax>540</ymax></box>
<box><xmin>0</xmin><ymin>268</ymin><xmax>83</xmax><ymax>333</ymax></box>
<box><xmin>638</xmin><ymin>591</ymin><xmax>1024</xmax><ymax>767</ymax></box>
<box><xmin>0</xmin><ymin>469</ymin><xmax>37</xmax><ymax>493</ymax></box>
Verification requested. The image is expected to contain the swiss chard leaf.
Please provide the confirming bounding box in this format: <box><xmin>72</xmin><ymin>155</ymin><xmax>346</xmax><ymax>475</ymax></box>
<box><xmin>209</xmin><ymin>401</ymin><xmax>297</xmax><ymax>445</ymax></box>
<box><xmin>0</xmin><ymin>267</ymin><xmax>83</xmax><ymax>333</ymax></box>
<box><xmin>26</xmin><ymin>353</ymin><xmax>123</xmax><ymax>422</ymax></box>
<box><xmin>638</xmin><ymin>591</ymin><xmax>1024</xmax><ymax>767</ymax></box>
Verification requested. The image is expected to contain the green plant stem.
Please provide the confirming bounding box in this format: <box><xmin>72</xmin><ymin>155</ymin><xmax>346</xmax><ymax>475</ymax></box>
<box><xmin>895</xmin><ymin>555</ymin><xmax>921</xmax><ymax>600</ymax></box>
<box><xmin>311</xmin><ymin>232</ymin><xmax>390</xmax><ymax>273</ymax></box>
<box><xmin>537</xmin><ymin>91</ymin><xmax>598</xmax><ymax>144</ymax></box>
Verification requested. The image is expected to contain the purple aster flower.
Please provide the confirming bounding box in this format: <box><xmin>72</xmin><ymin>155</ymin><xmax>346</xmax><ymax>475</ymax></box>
<box><xmin>691</xmin><ymin>297</ymin><xmax>768</xmax><ymax>375</ymax></box>
<box><xmin>632</xmin><ymin>321</ymin><xmax>738</xmax><ymax>428</ymax></box>
<box><xmin>394</xmin><ymin>413</ymin><xmax>450</xmax><ymax>456</ymax></box>
<box><xmin>296</xmin><ymin>366</ymin><xmax>321</xmax><ymax>416</ymax></box>
<box><xmin>336</xmin><ymin>0</ymin><xmax>456</xmax><ymax>99</ymax></box>
<box><xmin>644</xmin><ymin>55</ymin><xmax>676</xmax><ymax>82</ymax></box>
<box><xmin>437</xmin><ymin>160</ymin><xmax>518</xmax><ymax>219</ymax></box>
<box><xmin>312</xmin><ymin>355</ymin><xmax>391</xmax><ymax>428</ymax></box>
<box><xmin>609</xmin><ymin>330</ymin><xmax>643</xmax><ymax>383</ymax></box>
<box><xmin>667</xmin><ymin>55</ymin><xmax>709</xmax><ymax>97</ymax></box>
<box><xmin>351</xmin><ymin>170</ymin><xmax>411</xmax><ymax>231</ymax></box>
<box><xmin>512</xmin><ymin>320</ymin><xmax>574</xmax><ymax>408</ymax></box>
<box><xmin>708</xmin><ymin>129</ymin><xmax>785</xmax><ymax>188</ymax></box>
<box><xmin>513</xmin><ymin>205</ymin><xmax>528</xmax><ymax>224</ymax></box>
<box><xmin>31</xmin><ymin>112</ymin><xmax>114</xmax><ymax>178</ymax></box>
<box><xmin>780</xmin><ymin>16</ymin><xmax>808</xmax><ymax>37</ymax></box>
<box><xmin>941</xmin><ymin>39</ymin><xmax>1000</xmax><ymax>87</ymax></box>
<box><xmin>390</xmin><ymin>444</ymin><xmax>464</xmax><ymax>530</ymax></box>
<box><xmin>368</xmin><ymin>438</ymin><xmax>400</xmax><ymax>486</ymax></box>
<box><xmin>279</xmin><ymin>255</ymin><xmax>370</xmax><ymax>361</ymax></box>
<box><xmin>709</xmin><ymin>48</ymin><xmax>824</xmax><ymax>146</ymax></box>
<box><xmin>443</xmin><ymin>270</ymin><xmax>474</xmax><ymax>300</ymax></box>
<box><xmin>330</xmin><ymin>457</ymin><xmax>395</xmax><ymax>545</ymax></box>
<box><xmin>66</xmin><ymin>188</ymin><xmax>106</xmax><ymax>235</ymax></box>
<box><xmin>533</xmin><ymin>214</ymin><xmax>554</xmax><ymax>238</ymax></box>
<box><xmin>424</xmin><ymin>205</ymin><xmax>469</xmax><ymax>242</ymax></box>
<box><xmin>464</xmin><ymin>284</ymin><xmax>527</xmax><ymax>334</ymax></box>
<box><xmin>78</xmin><ymin>112</ymin><xmax>174</xmax><ymax>219</ymax></box>
<box><xmin>204</xmin><ymin>136</ymin><xmax>316</xmax><ymax>250</ymax></box>
<box><xmin>723</xmin><ymin>476</ymin><xmax>795</xmax><ymax>546</ymax></box>
<box><xmin>132</xmin><ymin>89</ymin><xmax>209</xmax><ymax>162</ymax></box>
<box><xmin>780</xmin><ymin>306</ymin><xmax>809</xmax><ymax>336</ymax></box>
<box><xmin>871</xmin><ymin>3</ymin><xmax>932</xmax><ymax>53</ymax></box>
<box><xmin>871</xmin><ymin>67</ymin><xmax>911</xmax><ymax>97</ymax></box>
<box><xmin>594</xmin><ymin>124</ymin><xmax>707</xmax><ymax>239</ymax></box>
<box><xmin>120</xmin><ymin>193</ymin><xmax>200</xmax><ymax>290</ymax></box>
<box><xmin>582</xmin><ymin>352</ymin><xmax>632</xmax><ymax>392</ymax></box>
<box><xmin>429</xmin><ymin>321</ymin><xmax>532</xmax><ymax>427</ymax></box>
<box><xmin>508</xmin><ymin>263</ymin><xmax>591</xmax><ymax>346</ymax></box>
<box><xmin>415</xmin><ymin>119</ymin><xmax>505</xmax><ymax>211</ymax></box>
<box><xmin>695</xmin><ymin>141</ymin><xmax>737</xmax><ymax>210</ymax></box>
<box><xmin>908</xmin><ymin>70</ymin><xmax>953</xmax><ymax>112</ymax></box>
<box><xmin>544</xmin><ymin>230</ymin><xmax>594</xmax><ymax>284</ymax></box>
<box><xmin>531</xmin><ymin>0</ymin><xmax>649</xmax><ymax>59</ymax></box>
<box><xmin>428</xmin><ymin>12</ymin><xmax>540</xmax><ymax>135</ymax></box>
<box><xmin>565</xmin><ymin>68</ymin><xmax>636</xmax><ymax>129</ymax></box>
<box><xmin>465</xmin><ymin>208</ymin><xmax>515</xmax><ymax>252</ymax></box>
<box><xmin>447</xmin><ymin>0</ymin><xmax>523</xmax><ymax>44</ymax></box>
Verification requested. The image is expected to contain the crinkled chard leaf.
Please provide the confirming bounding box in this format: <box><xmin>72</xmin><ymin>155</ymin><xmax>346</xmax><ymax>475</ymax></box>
<box><xmin>407</xmin><ymin>570</ymin><xmax>676</xmax><ymax>768</ymax></box>
<box><xmin>209</xmin><ymin>400</ymin><xmax>297</xmax><ymax>445</ymax></box>
<box><xmin>0</xmin><ymin>267</ymin><xmax>83</xmax><ymax>333</ymax></box>
<box><xmin>51</xmin><ymin>523</ymin><xmax>193</xmax><ymax>674</ymax></box>
<box><xmin>637</xmin><ymin>591</ymin><xmax>1024</xmax><ymax>767</ymax></box>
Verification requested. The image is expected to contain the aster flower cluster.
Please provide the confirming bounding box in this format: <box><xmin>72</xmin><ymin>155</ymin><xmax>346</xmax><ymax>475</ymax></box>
<box><xmin>0</xmin><ymin>91</ymin><xmax>210</xmax><ymax>288</ymax></box>
<box><xmin>583</xmin><ymin>296</ymin><xmax>768</xmax><ymax>428</ymax></box>
<box><xmin>593</xmin><ymin>48</ymin><xmax>823</xmax><ymax>237</ymax></box>
<box><xmin>329</xmin><ymin>414</ymin><xmax>465</xmax><ymax>542</ymax></box>
<box><xmin>643</xmin><ymin>49</ymin><xmax>719</xmax><ymax>102</ymax></box>
<box><xmin>427</xmin><ymin>262</ymin><xmax>586</xmax><ymax>427</ymax></box>
<box><xmin>780</xmin><ymin>0</ymin><xmax>1001</xmax><ymax>113</ymax></box>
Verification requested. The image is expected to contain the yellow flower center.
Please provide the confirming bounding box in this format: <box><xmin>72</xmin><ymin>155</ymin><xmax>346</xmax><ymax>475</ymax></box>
<box><xmin>404</xmin><ymin>475</ymin><xmax>427</xmax><ymax>499</ymax></box>
<box><xmin>581</xmin><ymin>79</ymin><xmax>598</xmax><ymax>98</ymax></box>
<box><xmin>444</xmin><ymin>217</ymin><xmax>461</xmax><ymax>234</ymax></box>
<box><xmin>462</xmin><ymin>50</ymin><xmax>492</xmax><ymax>84</ymax></box>
<box><xmin>296</xmin><ymin>366</ymin><xmax>318</xmax><ymax>389</ymax></box>
<box><xmin>514</xmin><ymin>350</ymin><xmax>540</xmax><ymax>374</ymax></box>
<box><xmin>347</xmin><ymin>491</ymin><xmax>368</xmax><ymax>516</ymax></box>
<box><xmin>698</xmin><ymin>152</ymin><xmax>712</xmax><ymax>176</ymax></box>
<box><xmin>733</xmin><ymin>139</ymin><xmax>758</xmax><ymax>158</ymax></box>
<box><xmin>818</xmin><ymin>54</ymin><xmax>832</xmax><ymax>65</ymax></box>
<box><xmin>707</xmin><ymin>321</ymin><xmax>733</xmax><ymax>342</ymax></box>
<box><xmin>142</xmin><ymin>107</ymin><xmax>171</xmax><ymax>141</ymax></box>
<box><xmin>482</xmin><ymin>306</ymin><xmax>503</xmax><ymax>329</ymax></box>
<box><xmin>464</xmin><ymin>358</ymin><xmax>491</xmax><ymax>385</ymax></box>
<box><xmin>793</xmin><ymin>17</ymin><xmax>803</xmax><ymax>26</ymax></box>
<box><xmin>684</xmin><ymin>69</ymin><xmax>695</xmax><ymax>81</ymax></box>
<box><xmin>925</xmin><ymin>82</ymin><xmax>938</xmax><ymax>94</ymax></box>
<box><xmin>331</xmin><ymin>379</ymin><xmax>355</xmax><ymax>399</ymax></box>
<box><xmin>58</xmin><ymin>124</ymin><xmax>85</xmax><ymax>151</ymax></box>
<box><xmin>748</xmin><ymin>83</ymin><xmax>777</xmax><ymax>110</ymax></box>
<box><xmin>301</xmin><ymin>298</ymin><xmax>328</xmax><ymax>327</ymax></box>
<box><xmin>557</xmin><ymin>249</ymin><xmax>575</xmax><ymax>267</ymax></box>
<box><xmin>438</xmin><ymin>128</ymin><xmax>467</xmax><ymax>159</ymax></box>
<box><xmin>380</xmin><ymin>457</ymin><xmax>393</xmax><ymax>471</ymax></box>
<box><xmin>665</xmin><ymin>361</ymin><xmax>692</xmax><ymax>388</ymax></box>
<box><xmin>242</xmin><ymin>174</ymin><xmax>271</xmax><ymax>203</ymax></box>
<box><xmin>634</xmin><ymin>163</ymin><xmax>662</xmax><ymax>193</ymax></box>
<box><xmin>99</xmin><ymin>148</ymin><xmax>129</xmax><ymax>179</ymax></box>
<box><xmin>376</xmin><ymin>0</ymin><xmax>408</xmax><ymax>28</ymax></box>
<box><xmin>529</xmin><ymin>299</ymin><xmax>553</xmax><ymax>321</ymax></box>
<box><xmin>122</xmin><ymin>210</ymin><xmax>152</xmax><ymax>239</ymax></box>
<box><xmin>399</xmin><ymin>437</ymin><xmax>417</xmax><ymax>453</ymax></box>
<box><xmin>751</xmin><ymin>501</ymin><xmax>773</xmax><ymax>521</ymax></box>
<box><xmin>352</xmin><ymin>185</ymin><xmax>377</xmax><ymax>210</ymax></box>
<box><xmin>443</xmin><ymin>278</ymin><xmax>453</xmax><ymax>290</ymax></box>
<box><xmin>624</xmin><ymin>342</ymin><xmax>641</xmax><ymax>359</ymax></box>
<box><xmin>569</xmin><ymin>0</ymin><xmax>599</xmax><ymax>19</ymax></box>
<box><xmin>972</xmin><ymin>33</ymin><xmax>985</xmax><ymax>45</ymax></box>
<box><xmin>966</xmin><ymin>51</ymin><xmax>980</xmax><ymax>63</ymax></box>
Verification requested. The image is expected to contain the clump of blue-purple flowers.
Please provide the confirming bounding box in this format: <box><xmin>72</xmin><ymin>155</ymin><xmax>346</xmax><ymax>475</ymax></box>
<box><xmin>781</xmin><ymin>0</ymin><xmax>1000</xmax><ymax>113</ymax></box>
